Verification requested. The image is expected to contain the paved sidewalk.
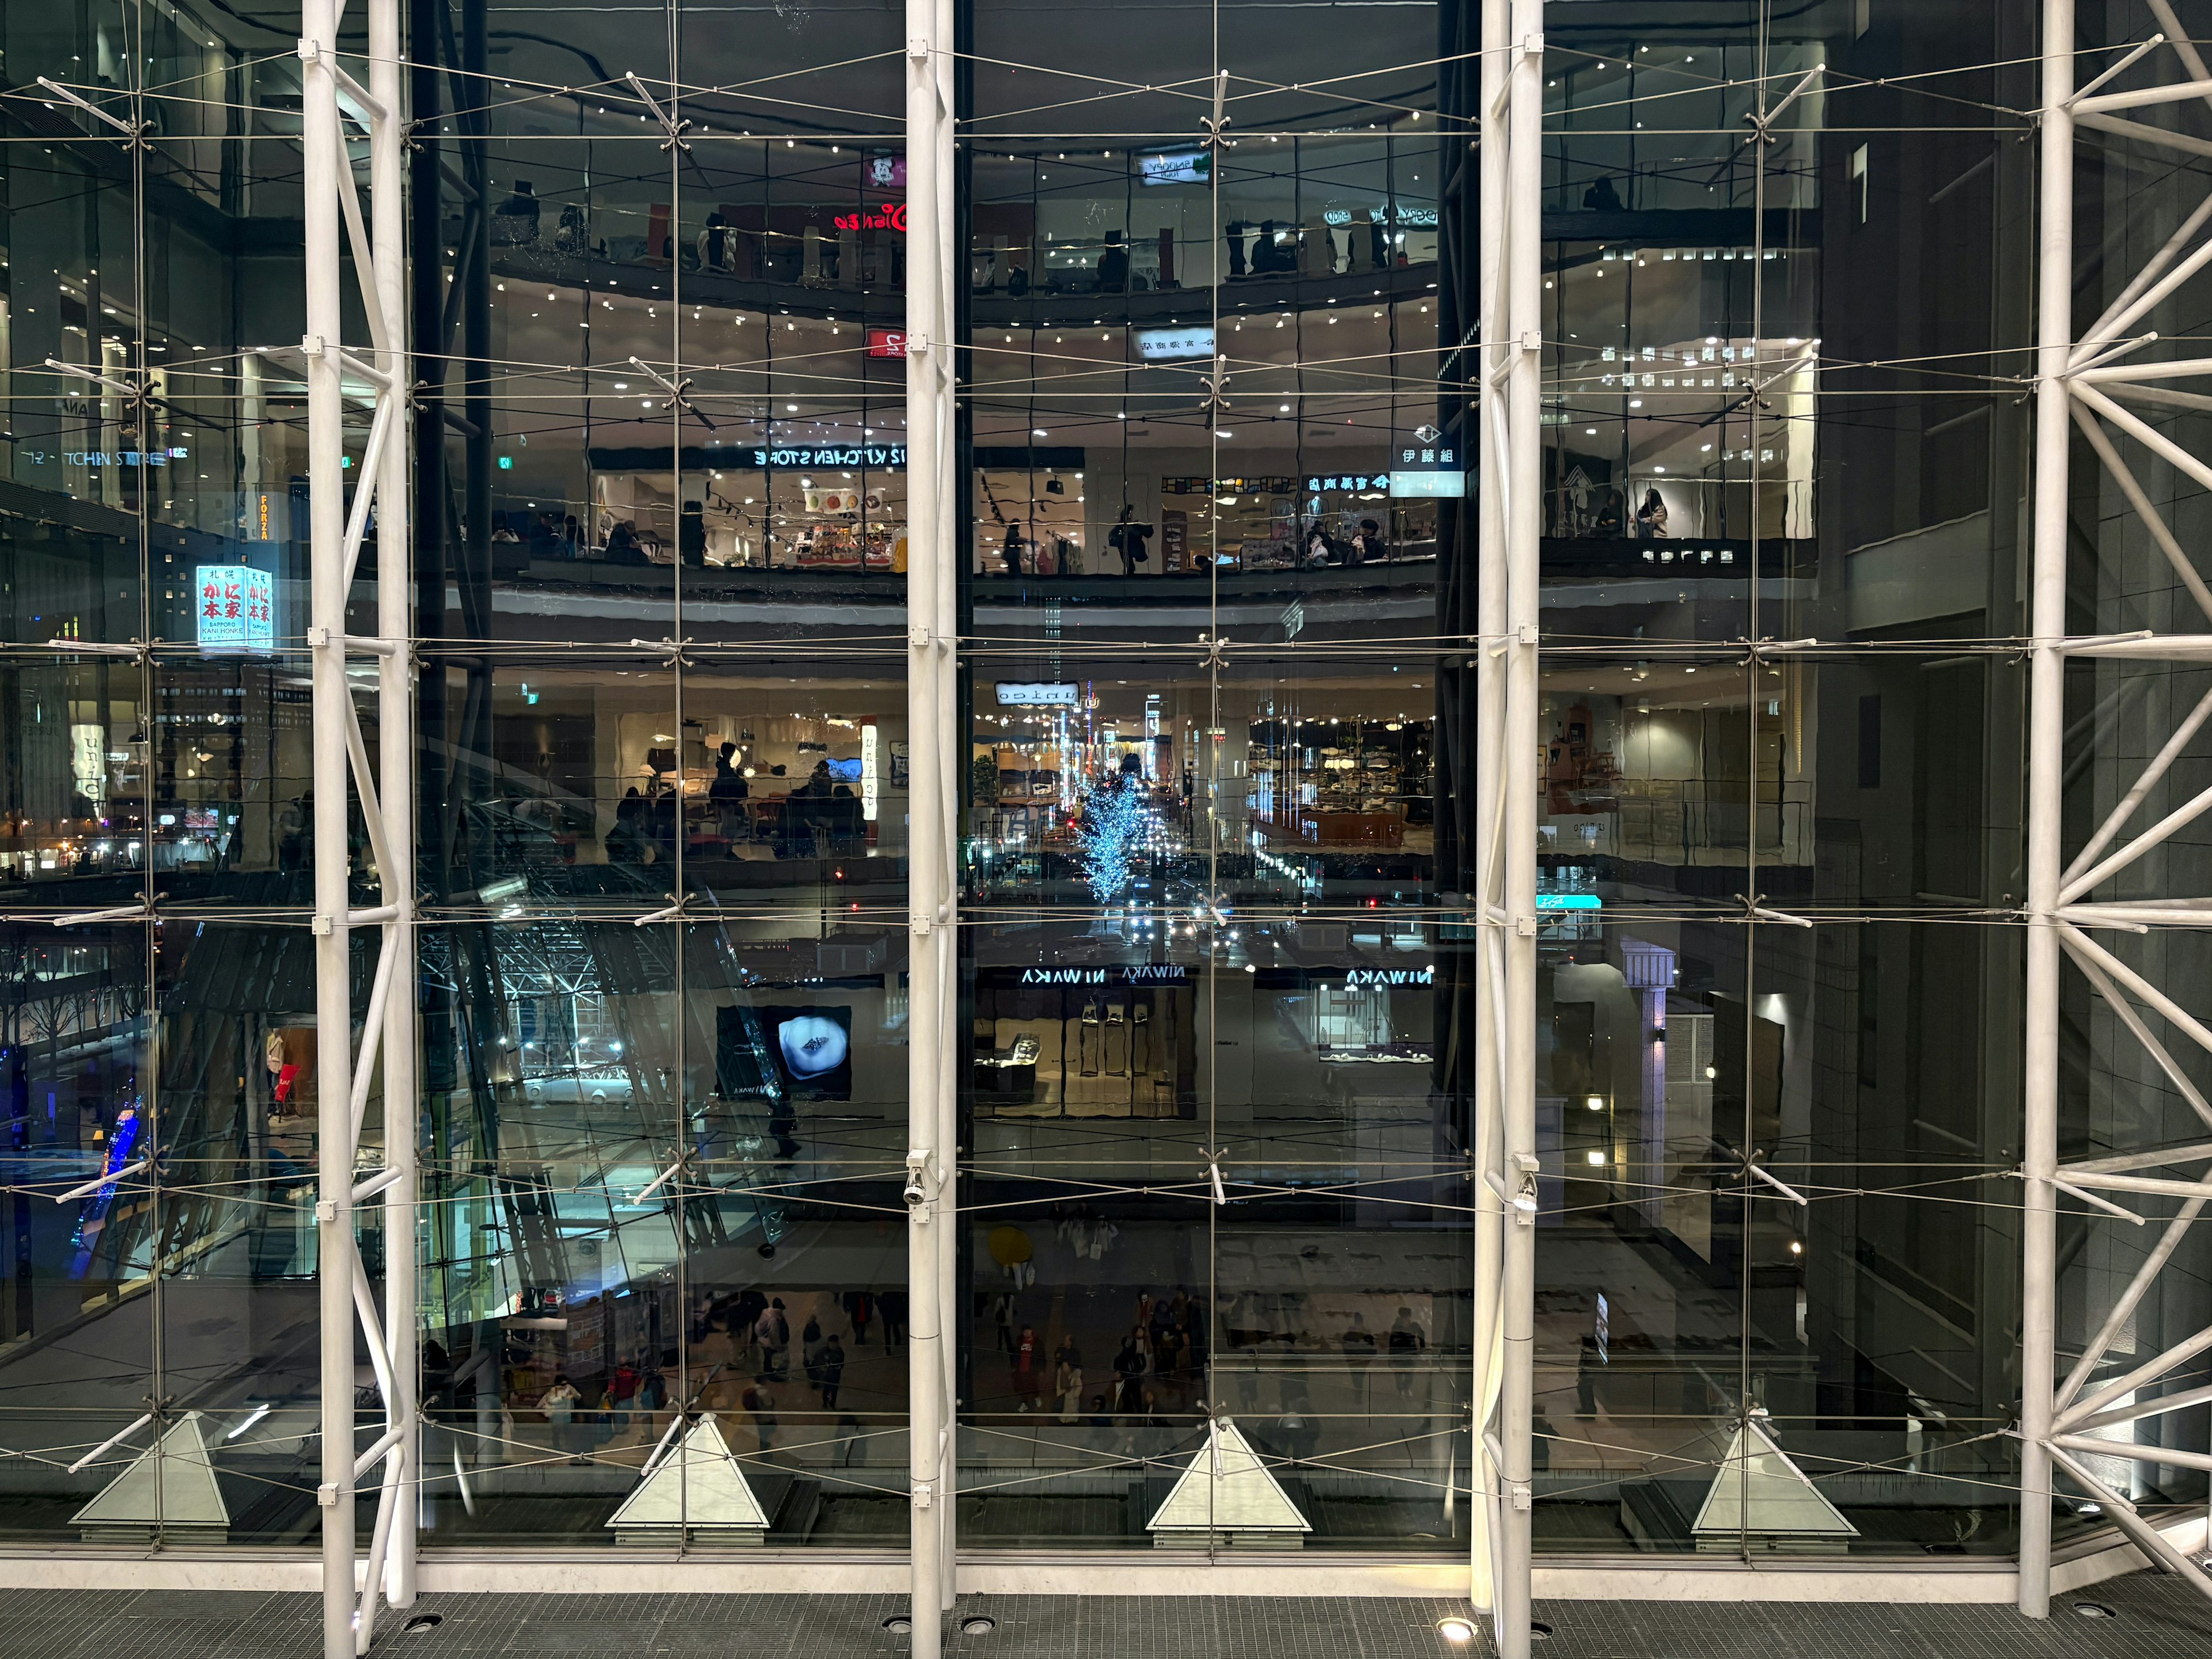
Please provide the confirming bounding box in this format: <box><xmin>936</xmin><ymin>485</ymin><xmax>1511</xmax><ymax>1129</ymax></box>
<box><xmin>2</xmin><ymin>1575</ymin><xmax>2207</xmax><ymax>1658</ymax></box>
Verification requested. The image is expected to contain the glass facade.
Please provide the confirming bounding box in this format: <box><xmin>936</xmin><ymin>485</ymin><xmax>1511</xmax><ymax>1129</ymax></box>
<box><xmin>0</xmin><ymin>0</ymin><xmax>2203</xmax><ymax>1580</ymax></box>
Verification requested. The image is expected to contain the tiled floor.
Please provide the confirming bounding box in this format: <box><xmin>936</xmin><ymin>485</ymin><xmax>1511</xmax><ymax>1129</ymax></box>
<box><xmin>2</xmin><ymin>1575</ymin><xmax>2209</xmax><ymax>1658</ymax></box>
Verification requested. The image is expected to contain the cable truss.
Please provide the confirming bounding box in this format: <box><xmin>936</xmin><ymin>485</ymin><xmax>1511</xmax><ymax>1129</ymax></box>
<box><xmin>2022</xmin><ymin>0</ymin><xmax>2212</xmax><ymax>1618</ymax></box>
<box><xmin>300</xmin><ymin>1</ymin><xmax>417</xmax><ymax>1652</ymax></box>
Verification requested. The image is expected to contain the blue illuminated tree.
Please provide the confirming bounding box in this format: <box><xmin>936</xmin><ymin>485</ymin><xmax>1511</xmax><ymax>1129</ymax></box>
<box><xmin>1073</xmin><ymin>774</ymin><xmax>1147</xmax><ymax>903</ymax></box>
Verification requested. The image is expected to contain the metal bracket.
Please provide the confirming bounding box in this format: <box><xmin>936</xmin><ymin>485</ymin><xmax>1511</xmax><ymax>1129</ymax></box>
<box><xmin>34</xmin><ymin>77</ymin><xmax>153</xmax><ymax>146</ymax></box>
<box><xmin>316</xmin><ymin>1198</ymin><xmax>339</xmax><ymax>1224</ymax></box>
<box><xmin>622</xmin><ymin>71</ymin><xmax>692</xmax><ymax>153</ymax></box>
<box><xmin>317</xmin><ymin>1483</ymin><xmax>342</xmax><ymax>1508</ymax></box>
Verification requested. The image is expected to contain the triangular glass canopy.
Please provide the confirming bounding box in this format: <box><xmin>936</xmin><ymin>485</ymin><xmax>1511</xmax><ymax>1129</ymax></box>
<box><xmin>1691</xmin><ymin>1415</ymin><xmax>1858</xmax><ymax>1550</ymax></box>
<box><xmin>1147</xmin><ymin>1417</ymin><xmax>1310</xmax><ymax>1548</ymax></box>
<box><xmin>71</xmin><ymin>1412</ymin><xmax>230</xmax><ymax>1545</ymax></box>
<box><xmin>606</xmin><ymin>1414</ymin><xmax>770</xmax><ymax>1546</ymax></box>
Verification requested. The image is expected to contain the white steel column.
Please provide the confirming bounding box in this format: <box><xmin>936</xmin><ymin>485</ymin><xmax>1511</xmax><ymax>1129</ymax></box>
<box><xmin>1467</xmin><ymin>0</ymin><xmax>1508</xmax><ymax>1617</ymax></box>
<box><xmin>2018</xmin><ymin>0</ymin><xmax>2072</xmax><ymax>1615</ymax></box>
<box><xmin>372</xmin><ymin>0</ymin><xmax>419</xmax><ymax>1608</ymax></box>
<box><xmin>302</xmin><ymin>0</ymin><xmax>354</xmax><ymax>1643</ymax></box>
<box><xmin>906</xmin><ymin>0</ymin><xmax>958</xmax><ymax>1644</ymax></box>
<box><xmin>303</xmin><ymin>1</ymin><xmax>414</xmax><ymax>1652</ymax></box>
<box><xmin>2021</xmin><ymin>1</ymin><xmax>2212</xmax><ymax>1619</ymax></box>
<box><xmin>1475</xmin><ymin>3</ymin><xmax>1541</xmax><ymax>1654</ymax></box>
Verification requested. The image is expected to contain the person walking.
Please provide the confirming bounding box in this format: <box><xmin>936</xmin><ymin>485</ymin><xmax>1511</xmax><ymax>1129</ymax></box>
<box><xmin>1388</xmin><ymin>1306</ymin><xmax>1427</xmax><ymax>1400</ymax></box>
<box><xmin>1342</xmin><ymin>1310</ymin><xmax>1377</xmax><ymax>1409</ymax></box>
<box><xmin>1577</xmin><ymin>1334</ymin><xmax>1602</xmax><ymax>1421</ymax></box>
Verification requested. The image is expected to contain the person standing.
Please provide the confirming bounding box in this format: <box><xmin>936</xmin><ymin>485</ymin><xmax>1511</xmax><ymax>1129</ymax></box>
<box><xmin>755</xmin><ymin>1298</ymin><xmax>790</xmax><ymax>1382</ymax></box>
<box><xmin>1107</xmin><ymin>506</ymin><xmax>1153</xmax><ymax>575</ymax></box>
<box><xmin>818</xmin><ymin>1334</ymin><xmax>846</xmax><ymax>1411</ymax></box>
<box><xmin>1055</xmin><ymin>1340</ymin><xmax>1085</xmax><ymax>1425</ymax></box>
<box><xmin>843</xmin><ymin>1289</ymin><xmax>874</xmax><ymax>1349</ymax></box>
<box><xmin>709</xmin><ymin>741</ymin><xmax>750</xmax><ymax>842</ymax></box>
<box><xmin>1594</xmin><ymin>488</ymin><xmax>1626</xmax><ymax>537</ymax></box>
<box><xmin>538</xmin><ymin>1374</ymin><xmax>582</xmax><ymax>1463</ymax></box>
<box><xmin>801</xmin><ymin>1312</ymin><xmax>825</xmax><ymax>1398</ymax></box>
<box><xmin>1012</xmin><ymin>1323</ymin><xmax>1042</xmax><ymax>1411</ymax></box>
<box><xmin>740</xmin><ymin>1380</ymin><xmax>778</xmax><ymax>1451</ymax></box>
<box><xmin>1113</xmin><ymin>1331</ymin><xmax>1148</xmax><ymax>1418</ymax></box>
<box><xmin>880</xmin><ymin>1289</ymin><xmax>907</xmax><ymax>1349</ymax></box>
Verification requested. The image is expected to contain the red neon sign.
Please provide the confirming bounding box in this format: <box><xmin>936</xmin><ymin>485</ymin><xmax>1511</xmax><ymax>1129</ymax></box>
<box><xmin>868</xmin><ymin>330</ymin><xmax>908</xmax><ymax>358</ymax></box>
<box><xmin>835</xmin><ymin>201</ymin><xmax>908</xmax><ymax>234</ymax></box>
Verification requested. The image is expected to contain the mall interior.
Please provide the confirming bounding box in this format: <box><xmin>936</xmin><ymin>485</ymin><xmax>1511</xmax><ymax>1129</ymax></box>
<box><xmin>4</xmin><ymin>0</ymin><xmax>2212</xmax><ymax>1621</ymax></box>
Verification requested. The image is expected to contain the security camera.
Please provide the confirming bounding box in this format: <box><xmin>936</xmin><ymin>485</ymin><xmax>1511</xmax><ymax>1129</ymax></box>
<box><xmin>903</xmin><ymin>1150</ymin><xmax>930</xmax><ymax>1208</ymax></box>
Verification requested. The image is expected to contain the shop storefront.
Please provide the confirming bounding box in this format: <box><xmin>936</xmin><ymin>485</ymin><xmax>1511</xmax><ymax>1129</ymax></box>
<box><xmin>586</xmin><ymin>443</ymin><xmax>907</xmax><ymax>571</ymax></box>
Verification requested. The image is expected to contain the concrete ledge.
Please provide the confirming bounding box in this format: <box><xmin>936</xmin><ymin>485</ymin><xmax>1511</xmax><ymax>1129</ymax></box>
<box><xmin>0</xmin><ymin>1514</ymin><xmax>2197</xmax><ymax>1602</ymax></box>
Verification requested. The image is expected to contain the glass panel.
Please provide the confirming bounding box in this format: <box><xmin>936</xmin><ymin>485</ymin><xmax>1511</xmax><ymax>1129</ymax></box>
<box><xmin>0</xmin><ymin>921</ymin><xmax>151</xmax><ymax>1542</ymax></box>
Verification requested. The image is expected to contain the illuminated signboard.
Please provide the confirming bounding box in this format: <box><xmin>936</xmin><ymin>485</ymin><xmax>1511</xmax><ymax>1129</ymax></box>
<box><xmin>1534</xmin><ymin>893</ymin><xmax>1601</xmax><ymax>911</ymax></box>
<box><xmin>1018</xmin><ymin>964</ymin><xmax>1190</xmax><ymax>986</ymax></box>
<box><xmin>863</xmin><ymin>154</ymin><xmax>907</xmax><ymax>191</ymax></box>
<box><xmin>196</xmin><ymin>565</ymin><xmax>275</xmax><ymax>656</ymax></box>
<box><xmin>868</xmin><ymin>329</ymin><xmax>908</xmax><ymax>358</ymax></box>
<box><xmin>834</xmin><ymin>201</ymin><xmax>908</xmax><ymax>234</ymax></box>
<box><xmin>1135</xmin><ymin>325</ymin><xmax>1215</xmax><ymax>362</ymax></box>
<box><xmin>1320</xmin><ymin>205</ymin><xmax>1438</xmax><ymax>228</ymax></box>
<box><xmin>1138</xmin><ymin>148</ymin><xmax>1210</xmax><ymax>187</ymax></box>
<box><xmin>1345</xmin><ymin>967</ymin><xmax>1434</xmax><ymax>987</ymax></box>
<box><xmin>1389</xmin><ymin>471</ymin><xmax>1467</xmax><ymax>498</ymax></box>
<box><xmin>749</xmin><ymin>445</ymin><xmax>906</xmax><ymax>469</ymax></box>
<box><xmin>995</xmin><ymin>681</ymin><xmax>1080</xmax><ymax>708</ymax></box>
<box><xmin>861</xmin><ymin>720</ymin><xmax>880</xmax><ymax>823</ymax></box>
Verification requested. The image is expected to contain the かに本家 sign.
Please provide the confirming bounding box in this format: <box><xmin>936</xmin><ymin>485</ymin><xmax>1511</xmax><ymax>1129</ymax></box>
<box><xmin>197</xmin><ymin>565</ymin><xmax>275</xmax><ymax>655</ymax></box>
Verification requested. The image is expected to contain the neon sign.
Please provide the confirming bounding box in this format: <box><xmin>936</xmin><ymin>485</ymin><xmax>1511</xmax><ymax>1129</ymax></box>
<box><xmin>834</xmin><ymin>201</ymin><xmax>908</xmax><ymax>234</ymax></box>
